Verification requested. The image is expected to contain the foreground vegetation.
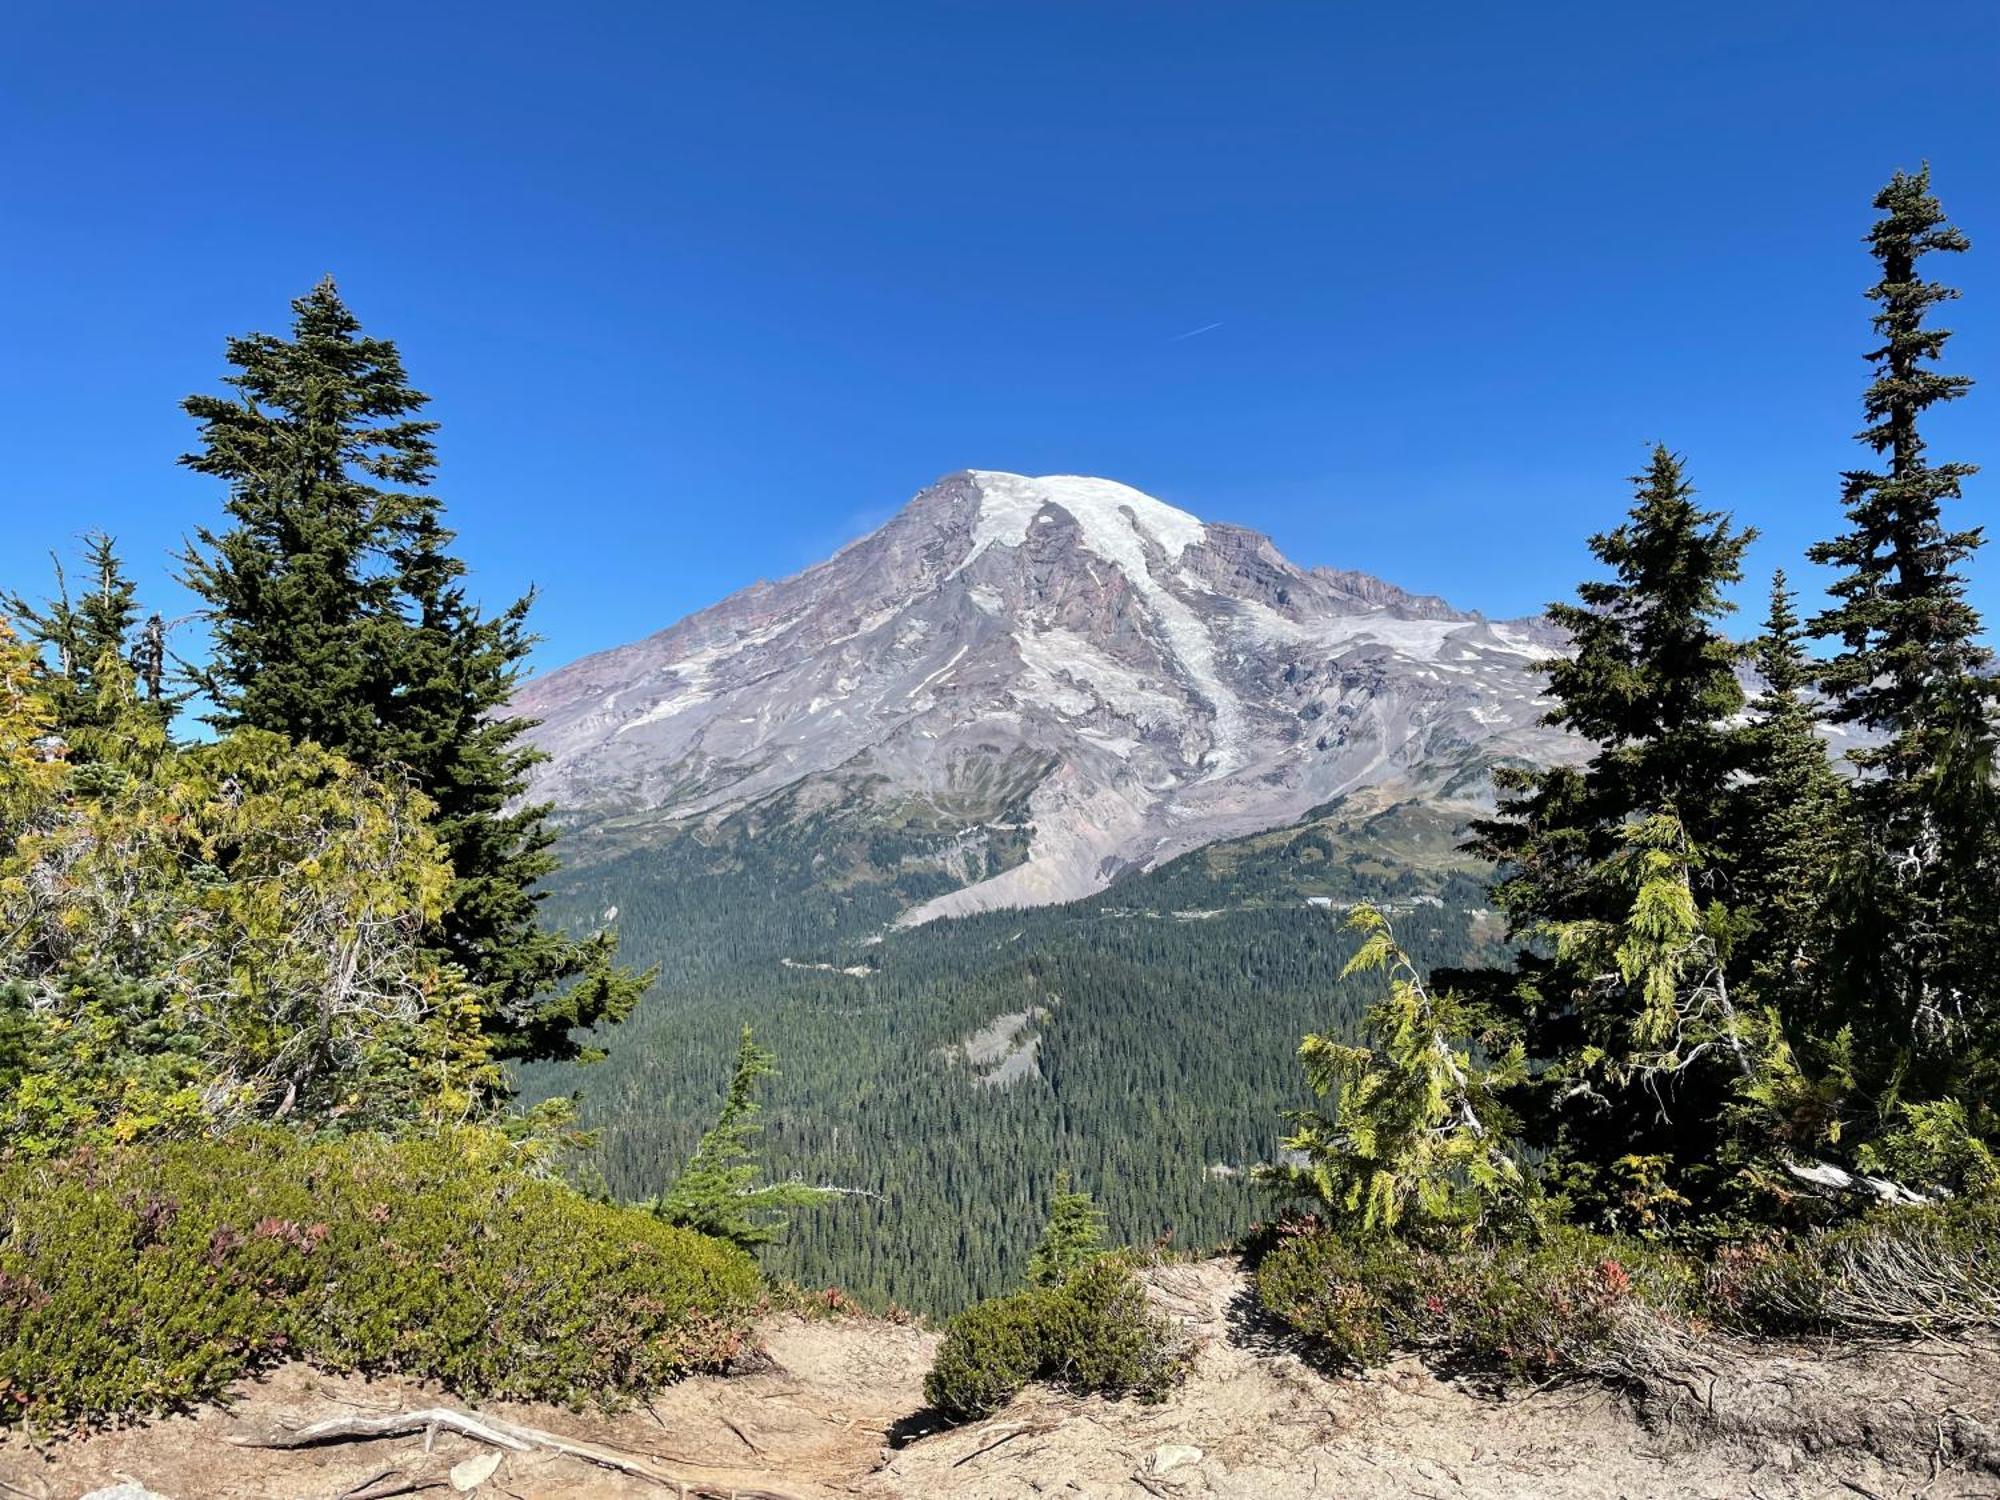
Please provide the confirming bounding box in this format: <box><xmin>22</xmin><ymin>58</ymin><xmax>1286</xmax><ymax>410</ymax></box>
<box><xmin>923</xmin><ymin>1178</ymin><xmax>1188</xmax><ymax>1422</ymax></box>
<box><xmin>1254</xmin><ymin>1190</ymin><xmax>2000</xmax><ymax>1381</ymax></box>
<box><xmin>0</xmin><ymin>1130</ymin><xmax>760</xmax><ymax>1429</ymax></box>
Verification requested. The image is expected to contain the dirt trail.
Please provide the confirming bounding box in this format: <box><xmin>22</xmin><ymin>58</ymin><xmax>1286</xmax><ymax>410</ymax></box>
<box><xmin>7</xmin><ymin>1260</ymin><xmax>1996</xmax><ymax>1499</ymax></box>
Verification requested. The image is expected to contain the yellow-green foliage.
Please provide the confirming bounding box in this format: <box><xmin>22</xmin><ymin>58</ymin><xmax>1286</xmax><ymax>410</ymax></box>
<box><xmin>923</xmin><ymin>1258</ymin><xmax>1184</xmax><ymax>1423</ymax></box>
<box><xmin>0</xmin><ymin>627</ymin><xmax>63</xmax><ymax>829</ymax></box>
<box><xmin>1260</xmin><ymin>905</ymin><xmax>1526</xmax><ymax>1237</ymax></box>
<box><xmin>0</xmin><ymin>660</ymin><xmax>498</xmax><ymax>1151</ymax></box>
<box><xmin>0</xmin><ymin>1130</ymin><xmax>761</xmax><ymax>1429</ymax></box>
<box><xmin>1254</xmin><ymin>1223</ymin><xmax>1698</xmax><ymax>1378</ymax></box>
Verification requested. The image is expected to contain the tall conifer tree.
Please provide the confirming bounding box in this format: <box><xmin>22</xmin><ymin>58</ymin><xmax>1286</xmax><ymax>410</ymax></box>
<box><xmin>1461</xmin><ymin>448</ymin><xmax>1756</xmax><ymax>1226</ymax></box>
<box><xmin>1806</xmin><ymin>167</ymin><xmax>1997</xmax><ymax>1088</ymax></box>
<box><xmin>179</xmin><ymin>279</ymin><xmax>649</xmax><ymax>1067</ymax></box>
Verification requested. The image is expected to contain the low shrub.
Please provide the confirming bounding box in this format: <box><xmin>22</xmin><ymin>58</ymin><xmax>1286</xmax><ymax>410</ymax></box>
<box><xmin>1259</xmin><ymin>1196</ymin><xmax>2000</xmax><ymax>1382</ymax></box>
<box><xmin>1254</xmin><ymin>1222</ymin><xmax>1697</xmax><ymax>1380</ymax></box>
<box><xmin>0</xmin><ymin>1130</ymin><xmax>762</xmax><ymax>1429</ymax></box>
<box><xmin>923</xmin><ymin>1258</ymin><xmax>1186</xmax><ymax>1422</ymax></box>
<box><xmin>1709</xmin><ymin>1193</ymin><xmax>2000</xmax><ymax>1337</ymax></box>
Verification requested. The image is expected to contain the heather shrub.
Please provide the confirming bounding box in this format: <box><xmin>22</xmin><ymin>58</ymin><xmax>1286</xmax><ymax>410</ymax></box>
<box><xmin>0</xmin><ymin>1131</ymin><xmax>760</xmax><ymax>1429</ymax></box>
<box><xmin>923</xmin><ymin>1258</ymin><xmax>1186</xmax><ymax>1422</ymax></box>
<box><xmin>1254</xmin><ymin>1223</ymin><xmax>1696</xmax><ymax>1380</ymax></box>
<box><xmin>1709</xmin><ymin>1193</ymin><xmax>2000</xmax><ymax>1337</ymax></box>
<box><xmin>923</xmin><ymin>1290</ymin><xmax>1043</xmax><ymax>1421</ymax></box>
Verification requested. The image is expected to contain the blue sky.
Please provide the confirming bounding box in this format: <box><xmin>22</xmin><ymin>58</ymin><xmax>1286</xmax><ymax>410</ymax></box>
<box><xmin>3</xmin><ymin>2</ymin><xmax>1996</xmax><ymax>675</ymax></box>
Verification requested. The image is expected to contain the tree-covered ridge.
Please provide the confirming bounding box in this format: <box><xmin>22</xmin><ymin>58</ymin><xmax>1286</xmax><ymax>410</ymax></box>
<box><xmin>528</xmin><ymin>803</ymin><xmax>1495</xmax><ymax>1310</ymax></box>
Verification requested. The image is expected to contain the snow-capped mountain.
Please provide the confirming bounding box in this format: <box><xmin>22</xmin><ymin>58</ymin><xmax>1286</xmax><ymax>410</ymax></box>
<box><xmin>516</xmin><ymin>471</ymin><xmax>1579</xmax><ymax>922</ymax></box>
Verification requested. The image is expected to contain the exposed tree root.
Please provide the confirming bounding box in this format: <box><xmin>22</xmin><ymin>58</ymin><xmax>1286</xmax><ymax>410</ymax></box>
<box><xmin>230</xmin><ymin>1406</ymin><xmax>810</xmax><ymax>1499</ymax></box>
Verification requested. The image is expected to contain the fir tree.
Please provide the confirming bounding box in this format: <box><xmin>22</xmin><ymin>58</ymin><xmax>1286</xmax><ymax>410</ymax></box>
<box><xmin>1734</xmin><ymin>571</ymin><xmax>1845</xmax><ymax>1029</ymax></box>
<box><xmin>654</xmin><ymin>1027</ymin><xmax>830</xmax><ymax>1251</ymax></box>
<box><xmin>1542</xmin><ymin>446</ymin><xmax>1755</xmax><ymax>840</ymax></box>
<box><xmin>1806</xmin><ymin>166</ymin><xmax>1997</xmax><ymax>1091</ymax></box>
<box><xmin>1457</xmin><ymin>448</ymin><xmax>1756</xmax><ymax>1226</ymax></box>
<box><xmin>3</xmin><ymin>533</ymin><xmax>166</xmax><ymax>746</ymax></box>
<box><xmin>178</xmin><ymin>279</ymin><xmax>650</xmax><ymax>1067</ymax></box>
<box><xmin>1026</xmin><ymin>1173</ymin><xmax>1109</xmax><ymax>1287</ymax></box>
<box><xmin>179</xmin><ymin>278</ymin><xmax>422</xmax><ymax>754</ymax></box>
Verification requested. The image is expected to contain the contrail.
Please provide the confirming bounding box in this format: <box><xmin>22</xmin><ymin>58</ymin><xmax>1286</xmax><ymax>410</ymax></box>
<box><xmin>1169</xmin><ymin>321</ymin><xmax>1223</xmax><ymax>342</ymax></box>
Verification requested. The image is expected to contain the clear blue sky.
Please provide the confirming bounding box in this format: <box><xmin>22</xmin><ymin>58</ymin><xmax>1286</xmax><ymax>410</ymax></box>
<box><xmin>4</xmin><ymin>2</ymin><xmax>1996</xmax><ymax>674</ymax></box>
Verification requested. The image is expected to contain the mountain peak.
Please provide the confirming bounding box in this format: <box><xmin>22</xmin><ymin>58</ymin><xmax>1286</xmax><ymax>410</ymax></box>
<box><xmin>958</xmin><ymin>471</ymin><xmax>1207</xmax><ymax>577</ymax></box>
<box><xmin>518</xmin><ymin>471</ymin><xmax>1577</xmax><ymax>923</ymax></box>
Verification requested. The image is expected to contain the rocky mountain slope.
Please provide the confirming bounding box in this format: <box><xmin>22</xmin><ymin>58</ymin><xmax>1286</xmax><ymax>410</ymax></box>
<box><xmin>517</xmin><ymin>471</ymin><xmax>1577</xmax><ymax>923</ymax></box>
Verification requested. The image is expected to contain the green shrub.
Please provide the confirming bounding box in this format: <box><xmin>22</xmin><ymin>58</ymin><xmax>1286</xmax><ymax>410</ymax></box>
<box><xmin>923</xmin><ymin>1258</ymin><xmax>1185</xmax><ymax>1422</ymax></box>
<box><xmin>923</xmin><ymin>1292</ymin><xmax>1043</xmax><ymax>1421</ymax></box>
<box><xmin>1251</xmin><ymin>1229</ymin><xmax>1392</xmax><ymax>1367</ymax></box>
<box><xmin>1254</xmin><ymin>1223</ymin><xmax>1696</xmax><ymax>1380</ymax></box>
<box><xmin>0</xmin><ymin>1131</ymin><xmax>761</xmax><ymax>1429</ymax></box>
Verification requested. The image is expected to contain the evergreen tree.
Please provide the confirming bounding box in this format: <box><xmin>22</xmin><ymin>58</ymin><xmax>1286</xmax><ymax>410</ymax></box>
<box><xmin>1806</xmin><ymin>166</ymin><xmax>1997</xmax><ymax>1101</ymax></box>
<box><xmin>654</xmin><ymin>1027</ymin><xmax>830</xmax><ymax>1251</ymax></box>
<box><xmin>1458</xmin><ymin>448</ymin><xmax>1756</xmax><ymax>1226</ymax></box>
<box><xmin>1541</xmin><ymin>446</ymin><xmax>1755</xmax><ymax>843</ymax></box>
<box><xmin>1026</xmin><ymin>1173</ymin><xmax>1109</xmax><ymax>1286</ymax></box>
<box><xmin>1734</xmin><ymin>572</ymin><xmax>1845</xmax><ymax>1030</ymax></box>
<box><xmin>3</xmin><ymin>533</ymin><xmax>166</xmax><ymax>747</ymax></box>
<box><xmin>179</xmin><ymin>279</ymin><xmax>420</xmax><ymax>753</ymax></box>
<box><xmin>1264</xmin><ymin>905</ymin><xmax>1525</xmax><ymax>1240</ymax></box>
<box><xmin>178</xmin><ymin>279</ymin><xmax>649</xmax><ymax>1067</ymax></box>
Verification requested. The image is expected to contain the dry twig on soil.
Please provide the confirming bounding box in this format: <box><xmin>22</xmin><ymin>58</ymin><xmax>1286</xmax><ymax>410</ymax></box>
<box><xmin>231</xmin><ymin>1405</ymin><xmax>810</xmax><ymax>1499</ymax></box>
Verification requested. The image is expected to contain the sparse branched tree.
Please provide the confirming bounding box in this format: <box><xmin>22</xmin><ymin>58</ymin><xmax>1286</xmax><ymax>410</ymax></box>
<box><xmin>1550</xmin><ymin>814</ymin><xmax>1754</xmax><ymax>1091</ymax></box>
<box><xmin>1733</xmin><ymin>572</ymin><xmax>1847</xmax><ymax>1030</ymax></box>
<box><xmin>1807</xmin><ymin>166</ymin><xmax>1999</xmax><ymax>1111</ymax></box>
<box><xmin>1262</xmin><ymin>905</ymin><xmax>1526</xmax><ymax>1240</ymax></box>
<box><xmin>654</xmin><ymin>1027</ymin><xmax>830</xmax><ymax>1251</ymax></box>
<box><xmin>3</xmin><ymin>533</ymin><xmax>171</xmax><ymax>749</ymax></box>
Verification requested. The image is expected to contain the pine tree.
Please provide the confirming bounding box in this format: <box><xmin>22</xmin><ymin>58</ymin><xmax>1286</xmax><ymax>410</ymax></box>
<box><xmin>1806</xmin><ymin>166</ymin><xmax>1997</xmax><ymax>1092</ymax></box>
<box><xmin>1026</xmin><ymin>1173</ymin><xmax>1109</xmax><ymax>1286</ymax></box>
<box><xmin>178</xmin><ymin>279</ymin><xmax>650</xmax><ymax>1067</ymax></box>
<box><xmin>654</xmin><ymin>1027</ymin><xmax>830</xmax><ymax>1251</ymax></box>
<box><xmin>1734</xmin><ymin>571</ymin><xmax>1845</xmax><ymax>1029</ymax></box>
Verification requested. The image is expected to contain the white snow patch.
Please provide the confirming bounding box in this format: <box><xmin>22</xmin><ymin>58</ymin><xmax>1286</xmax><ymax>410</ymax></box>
<box><xmin>960</xmin><ymin>472</ymin><xmax>1206</xmax><ymax>575</ymax></box>
<box><xmin>1016</xmin><ymin>628</ymin><xmax>1187</xmax><ymax>729</ymax></box>
<box><xmin>1492</xmin><ymin>624</ymin><xmax>1560</xmax><ymax>660</ymax></box>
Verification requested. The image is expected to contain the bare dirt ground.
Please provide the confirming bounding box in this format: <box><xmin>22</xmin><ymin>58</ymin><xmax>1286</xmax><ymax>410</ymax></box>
<box><xmin>6</xmin><ymin>1260</ymin><xmax>1996</xmax><ymax>1500</ymax></box>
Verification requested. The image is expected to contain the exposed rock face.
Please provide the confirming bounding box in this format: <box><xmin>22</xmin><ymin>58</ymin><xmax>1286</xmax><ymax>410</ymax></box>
<box><xmin>516</xmin><ymin>471</ymin><xmax>1581</xmax><ymax>922</ymax></box>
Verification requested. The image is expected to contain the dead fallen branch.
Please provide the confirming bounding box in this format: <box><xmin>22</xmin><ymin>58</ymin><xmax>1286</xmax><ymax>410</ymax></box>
<box><xmin>333</xmin><ymin>1470</ymin><xmax>446</xmax><ymax>1500</ymax></box>
<box><xmin>231</xmin><ymin>1406</ymin><xmax>810</xmax><ymax>1499</ymax></box>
